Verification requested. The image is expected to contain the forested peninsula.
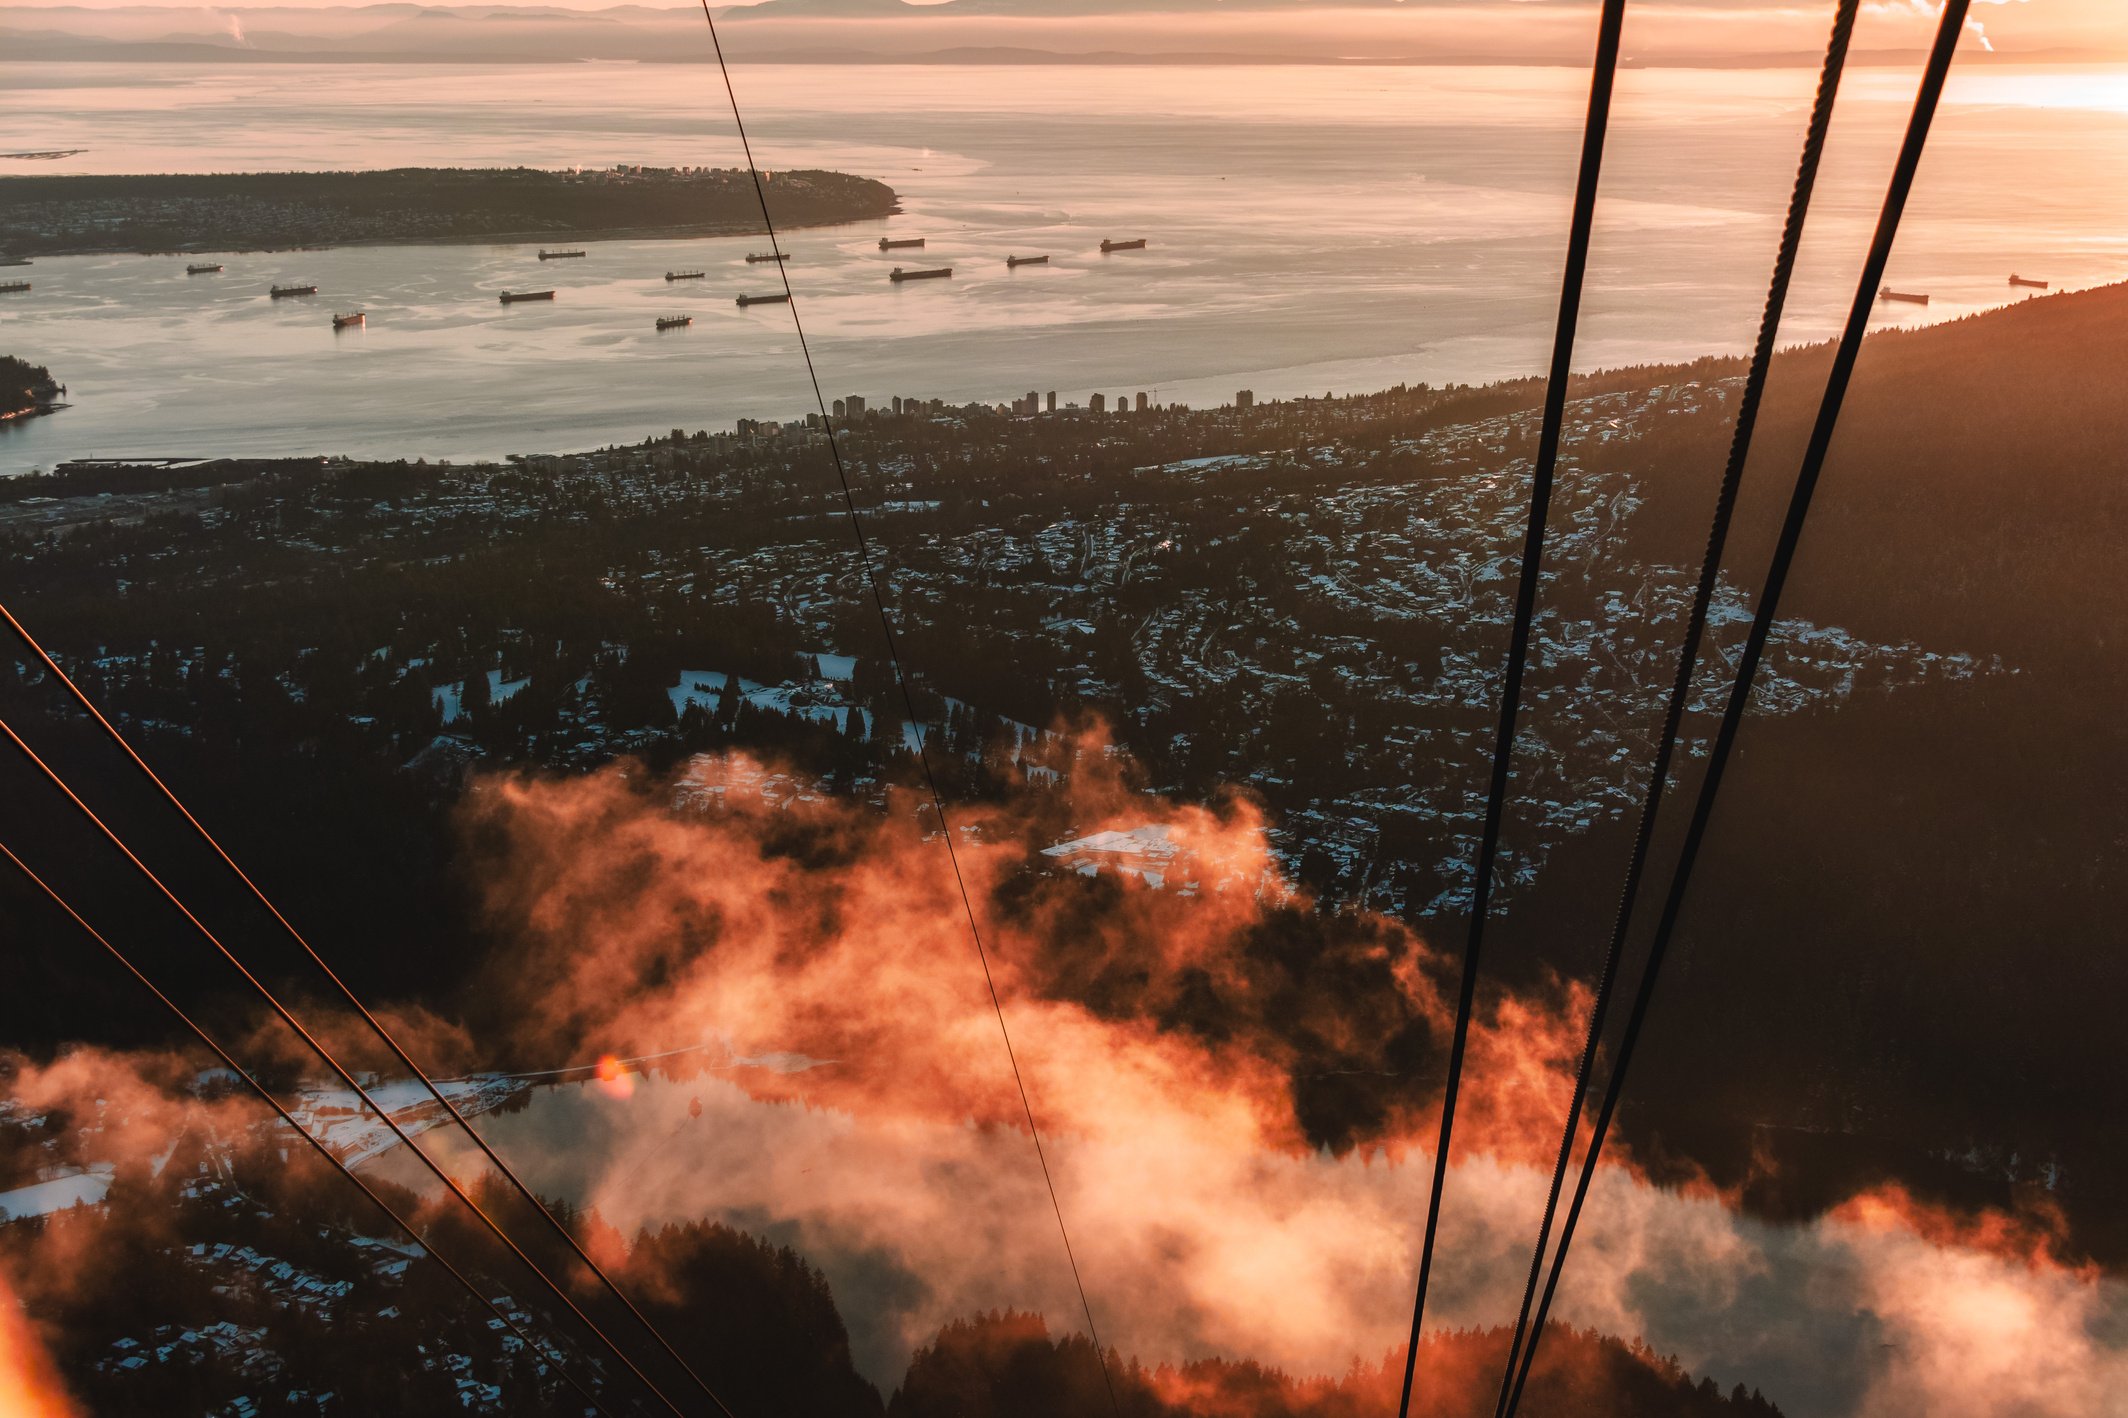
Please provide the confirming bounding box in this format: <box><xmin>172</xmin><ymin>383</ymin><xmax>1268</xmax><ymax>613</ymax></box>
<box><xmin>0</xmin><ymin>166</ymin><xmax>900</xmax><ymax>256</ymax></box>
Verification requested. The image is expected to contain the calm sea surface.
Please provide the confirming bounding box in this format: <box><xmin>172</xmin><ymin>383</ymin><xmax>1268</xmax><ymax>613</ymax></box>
<box><xmin>1</xmin><ymin>61</ymin><xmax>2125</xmax><ymax>470</ymax></box>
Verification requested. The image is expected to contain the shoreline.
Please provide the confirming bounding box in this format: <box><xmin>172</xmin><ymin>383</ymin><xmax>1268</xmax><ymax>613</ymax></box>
<box><xmin>0</xmin><ymin>166</ymin><xmax>900</xmax><ymax>260</ymax></box>
<box><xmin>9</xmin><ymin>213</ymin><xmax>902</xmax><ymax>262</ymax></box>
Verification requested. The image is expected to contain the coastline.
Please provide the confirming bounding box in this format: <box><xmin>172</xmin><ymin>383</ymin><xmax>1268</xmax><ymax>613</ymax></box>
<box><xmin>9</xmin><ymin>215</ymin><xmax>901</xmax><ymax>261</ymax></box>
<box><xmin>0</xmin><ymin>167</ymin><xmax>901</xmax><ymax>260</ymax></box>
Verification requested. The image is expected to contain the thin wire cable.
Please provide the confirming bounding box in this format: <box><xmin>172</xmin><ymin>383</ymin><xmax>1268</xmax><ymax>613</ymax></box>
<box><xmin>688</xmin><ymin>8</ymin><xmax>1119</xmax><ymax>1410</ymax></box>
<box><xmin>1499</xmin><ymin>6</ymin><xmax>1972</xmax><ymax>1414</ymax></box>
<box><xmin>1488</xmin><ymin>3</ymin><xmax>1858</xmax><ymax>1410</ymax></box>
<box><xmin>0</xmin><ymin>839</ymin><xmax>627</xmax><ymax>1418</ymax></box>
<box><xmin>1394</xmin><ymin>3</ymin><xmax>1626</xmax><ymax>1414</ymax></box>
<box><xmin>0</xmin><ymin>599</ymin><xmax>742</xmax><ymax>1416</ymax></box>
<box><xmin>0</xmin><ymin>713</ymin><xmax>703</xmax><ymax>1418</ymax></box>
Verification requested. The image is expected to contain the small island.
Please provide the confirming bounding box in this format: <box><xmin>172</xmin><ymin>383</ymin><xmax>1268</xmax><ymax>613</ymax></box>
<box><xmin>0</xmin><ymin>166</ymin><xmax>900</xmax><ymax>257</ymax></box>
<box><xmin>1</xmin><ymin>355</ymin><xmax>64</xmax><ymax>422</ymax></box>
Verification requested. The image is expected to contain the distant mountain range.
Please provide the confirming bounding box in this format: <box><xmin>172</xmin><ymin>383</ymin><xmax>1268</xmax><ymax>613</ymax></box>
<box><xmin>2</xmin><ymin>1</ymin><xmax>2116</xmax><ymax>67</ymax></box>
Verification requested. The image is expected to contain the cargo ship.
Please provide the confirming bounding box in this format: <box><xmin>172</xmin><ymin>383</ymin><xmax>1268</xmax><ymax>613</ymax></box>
<box><xmin>1100</xmin><ymin>238</ymin><xmax>1147</xmax><ymax>252</ymax></box>
<box><xmin>499</xmin><ymin>290</ymin><xmax>556</xmax><ymax>303</ymax></box>
<box><xmin>270</xmin><ymin>284</ymin><xmax>318</xmax><ymax>298</ymax></box>
<box><xmin>889</xmin><ymin>266</ymin><xmax>951</xmax><ymax>283</ymax></box>
<box><xmin>0</xmin><ymin>281</ymin><xmax>29</xmax><ymax>294</ymax></box>
<box><xmin>186</xmin><ymin>263</ymin><xmax>224</xmax><ymax>275</ymax></box>
<box><xmin>736</xmin><ymin>292</ymin><xmax>790</xmax><ymax>307</ymax></box>
<box><xmin>656</xmin><ymin>315</ymin><xmax>693</xmax><ymax>330</ymax></box>
<box><xmin>2009</xmin><ymin>273</ymin><xmax>2049</xmax><ymax>289</ymax></box>
<box><xmin>1877</xmin><ymin>285</ymin><xmax>1929</xmax><ymax>305</ymax></box>
<box><xmin>538</xmin><ymin>249</ymin><xmax>587</xmax><ymax>261</ymax></box>
<box><xmin>746</xmin><ymin>251</ymin><xmax>790</xmax><ymax>263</ymax></box>
<box><xmin>879</xmin><ymin>237</ymin><xmax>926</xmax><ymax>251</ymax></box>
<box><xmin>1006</xmin><ymin>254</ymin><xmax>1049</xmax><ymax>267</ymax></box>
<box><xmin>666</xmin><ymin>270</ymin><xmax>707</xmax><ymax>282</ymax></box>
<box><xmin>333</xmin><ymin>312</ymin><xmax>365</xmax><ymax>329</ymax></box>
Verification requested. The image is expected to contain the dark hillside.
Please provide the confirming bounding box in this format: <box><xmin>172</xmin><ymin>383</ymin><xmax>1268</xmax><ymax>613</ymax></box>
<box><xmin>1538</xmin><ymin>283</ymin><xmax>2128</xmax><ymax>1255</ymax></box>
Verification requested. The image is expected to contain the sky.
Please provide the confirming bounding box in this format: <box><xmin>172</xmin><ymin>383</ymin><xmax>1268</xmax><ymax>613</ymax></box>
<box><xmin>0</xmin><ymin>0</ymin><xmax>2099</xmax><ymax>29</ymax></box>
<box><xmin>6</xmin><ymin>0</ymin><xmax>2118</xmax><ymax>68</ymax></box>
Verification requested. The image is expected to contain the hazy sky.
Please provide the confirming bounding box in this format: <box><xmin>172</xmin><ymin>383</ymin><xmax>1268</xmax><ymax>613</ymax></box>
<box><xmin>0</xmin><ymin>0</ymin><xmax>2090</xmax><ymax>21</ymax></box>
<box><xmin>8</xmin><ymin>0</ymin><xmax>2116</xmax><ymax>60</ymax></box>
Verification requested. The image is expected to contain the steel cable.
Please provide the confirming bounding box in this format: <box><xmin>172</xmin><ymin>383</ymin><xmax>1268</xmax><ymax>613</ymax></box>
<box><xmin>1488</xmin><ymin>2</ymin><xmax>1859</xmax><ymax>1410</ymax></box>
<box><xmin>688</xmin><ymin>5</ymin><xmax>1122</xmax><ymax>1411</ymax></box>
<box><xmin>1499</xmin><ymin>5</ymin><xmax>1973</xmax><ymax>1413</ymax></box>
<box><xmin>0</xmin><ymin>713</ymin><xmax>706</xmax><ymax>1418</ymax></box>
<box><xmin>0</xmin><ymin>838</ymin><xmax>628</xmax><ymax>1418</ymax></box>
<box><xmin>0</xmin><ymin>597</ymin><xmax>743</xmax><ymax>1417</ymax></box>
<box><xmin>1395</xmin><ymin>4</ymin><xmax>1627</xmax><ymax>1414</ymax></box>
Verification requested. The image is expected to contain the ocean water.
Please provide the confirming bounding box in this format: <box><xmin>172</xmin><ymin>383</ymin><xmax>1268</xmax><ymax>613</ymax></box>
<box><xmin>1</xmin><ymin>59</ymin><xmax>2125</xmax><ymax>470</ymax></box>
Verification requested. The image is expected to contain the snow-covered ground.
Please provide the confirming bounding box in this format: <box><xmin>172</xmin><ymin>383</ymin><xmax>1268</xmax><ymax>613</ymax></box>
<box><xmin>0</xmin><ymin>1163</ymin><xmax>114</xmax><ymax>1221</ymax></box>
<box><xmin>433</xmin><ymin>669</ymin><xmax>531</xmax><ymax>725</ymax></box>
<box><xmin>282</xmin><ymin>1075</ymin><xmax>529</xmax><ymax>1169</ymax></box>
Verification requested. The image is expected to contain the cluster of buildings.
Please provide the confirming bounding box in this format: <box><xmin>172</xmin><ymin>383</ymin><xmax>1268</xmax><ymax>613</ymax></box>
<box><xmin>813</xmin><ymin>388</ymin><xmax>1260</xmax><ymax>423</ymax></box>
<box><xmin>11</xmin><ymin>373</ymin><xmax>1990</xmax><ymax>916</ymax></box>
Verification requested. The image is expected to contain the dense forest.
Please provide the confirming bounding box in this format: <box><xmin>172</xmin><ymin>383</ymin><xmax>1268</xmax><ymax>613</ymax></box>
<box><xmin>0</xmin><ymin>167</ymin><xmax>899</xmax><ymax>256</ymax></box>
<box><xmin>0</xmin><ymin>354</ymin><xmax>60</xmax><ymax>420</ymax></box>
<box><xmin>1539</xmin><ymin>286</ymin><xmax>2128</xmax><ymax>1256</ymax></box>
<box><xmin>0</xmin><ymin>1130</ymin><xmax>1783</xmax><ymax>1418</ymax></box>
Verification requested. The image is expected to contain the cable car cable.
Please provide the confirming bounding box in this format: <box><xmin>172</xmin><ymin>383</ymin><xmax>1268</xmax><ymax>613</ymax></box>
<box><xmin>0</xmin><ymin>838</ymin><xmax>631</xmax><ymax>1418</ymax></box>
<box><xmin>687</xmin><ymin>5</ymin><xmax>1122</xmax><ymax>1411</ymax></box>
<box><xmin>0</xmin><ymin>713</ymin><xmax>707</xmax><ymax>1418</ymax></box>
<box><xmin>0</xmin><ymin>597</ymin><xmax>749</xmax><ymax>1417</ymax></box>
<box><xmin>1488</xmin><ymin>2</ymin><xmax>1858</xmax><ymax>1410</ymax></box>
<box><xmin>1395</xmin><ymin>5</ymin><xmax>1626</xmax><ymax>1414</ymax></box>
<box><xmin>1499</xmin><ymin>7</ymin><xmax>1972</xmax><ymax>1414</ymax></box>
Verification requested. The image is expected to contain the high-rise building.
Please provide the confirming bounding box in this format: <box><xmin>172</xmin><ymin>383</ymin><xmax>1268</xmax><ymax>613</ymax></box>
<box><xmin>845</xmin><ymin>394</ymin><xmax>867</xmax><ymax>418</ymax></box>
<box><xmin>892</xmin><ymin>396</ymin><xmax>904</xmax><ymax>415</ymax></box>
<box><xmin>1237</xmin><ymin>389</ymin><xmax>1255</xmax><ymax>409</ymax></box>
<box><xmin>1135</xmin><ymin>392</ymin><xmax>1148</xmax><ymax>412</ymax></box>
<box><xmin>1091</xmin><ymin>392</ymin><xmax>1106</xmax><ymax>413</ymax></box>
<box><xmin>1046</xmin><ymin>391</ymin><xmax>1057</xmax><ymax>412</ymax></box>
<box><xmin>832</xmin><ymin>398</ymin><xmax>846</xmax><ymax>420</ymax></box>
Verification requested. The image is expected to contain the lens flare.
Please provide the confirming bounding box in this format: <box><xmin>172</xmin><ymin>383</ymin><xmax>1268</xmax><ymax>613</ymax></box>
<box><xmin>595</xmin><ymin>1054</ymin><xmax>636</xmax><ymax>1099</ymax></box>
<box><xmin>0</xmin><ymin>1274</ymin><xmax>80</xmax><ymax>1418</ymax></box>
